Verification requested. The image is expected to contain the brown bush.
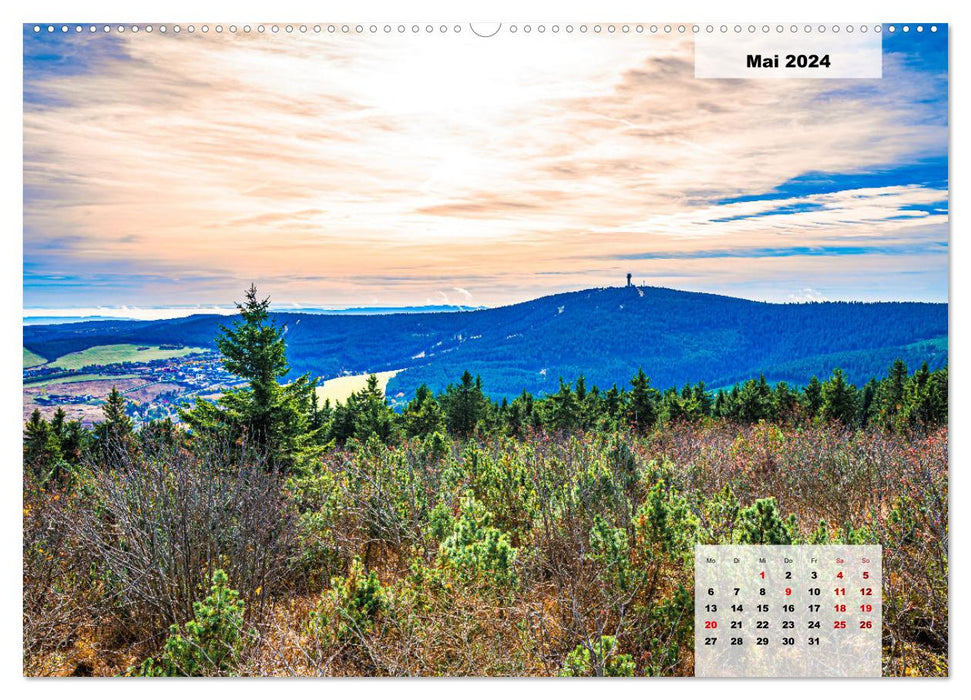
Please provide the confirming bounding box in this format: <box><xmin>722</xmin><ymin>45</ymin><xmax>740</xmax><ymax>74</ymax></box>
<box><xmin>64</xmin><ymin>437</ymin><xmax>298</xmax><ymax>637</ymax></box>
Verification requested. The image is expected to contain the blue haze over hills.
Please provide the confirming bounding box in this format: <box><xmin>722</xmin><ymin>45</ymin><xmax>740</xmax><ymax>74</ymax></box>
<box><xmin>23</xmin><ymin>286</ymin><xmax>948</xmax><ymax>401</ymax></box>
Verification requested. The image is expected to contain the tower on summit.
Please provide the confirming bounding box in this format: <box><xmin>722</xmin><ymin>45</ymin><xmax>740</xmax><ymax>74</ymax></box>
<box><xmin>626</xmin><ymin>272</ymin><xmax>632</xmax><ymax>288</ymax></box>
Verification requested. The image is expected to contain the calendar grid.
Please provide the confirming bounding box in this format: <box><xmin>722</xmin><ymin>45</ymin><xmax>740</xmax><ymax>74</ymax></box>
<box><xmin>694</xmin><ymin>545</ymin><xmax>882</xmax><ymax>677</ymax></box>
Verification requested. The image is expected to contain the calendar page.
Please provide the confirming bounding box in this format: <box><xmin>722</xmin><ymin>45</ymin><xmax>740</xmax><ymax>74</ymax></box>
<box><xmin>21</xmin><ymin>17</ymin><xmax>948</xmax><ymax>680</ymax></box>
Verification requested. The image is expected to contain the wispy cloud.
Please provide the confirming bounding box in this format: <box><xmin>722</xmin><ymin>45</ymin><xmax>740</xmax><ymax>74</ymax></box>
<box><xmin>23</xmin><ymin>28</ymin><xmax>948</xmax><ymax>307</ymax></box>
<box><xmin>613</xmin><ymin>241</ymin><xmax>947</xmax><ymax>261</ymax></box>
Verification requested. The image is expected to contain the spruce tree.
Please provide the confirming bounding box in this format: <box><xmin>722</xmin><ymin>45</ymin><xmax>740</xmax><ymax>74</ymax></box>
<box><xmin>25</xmin><ymin>408</ymin><xmax>89</xmax><ymax>482</ymax></box>
<box><xmin>506</xmin><ymin>390</ymin><xmax>535</xmax><ymax>436</ymax></box>
<box><xmin>95</xmin><ymin>387</ymin><xmax>133</xmax><ymax>449</ymax></box>
<box><xmin>693</xmin><ymin>381</ymin><xmax>712</xmax><ymax>417</ymax></box>
<box><xmin>24</xmin><ymin>409</ymin><xmax>60</xmax><ymax>482</ymax></box>
<box><xmin>927</xmin><ymin>366</ymin><xmax>949</xmax><ymax>427</ymax></box>
<box><xmin>82</xmin><ymin>386</ymin><xmax>134</xmax><ymax>466</ymax></box>
<box><xmin>821</xmin><ymin>368</ymin><xmax>859</xmax><ymax>425</ymax></box>
<box><xmin>859</xmin><ymin>378</ymin><xmax>879</xmax><ymax>428</ymax></box>
<box><xmin>603</xmin><ymin>385</ymin><xmax>623</xmax><ymax>426</ymax></box>
<box><xmin>627</xmin><ymin>368</ymin><xmax>659</xmax><ymax>432</ymax></box>
<box><xmin>738</xmin><ymin>375</ymin><xmax>774</xmax><ymax>423</ymax></box>
<box><xmin>877</xmin><ymin>359</ymin><xmax>909</xmax><ymax>429</ymax></box>
<box><xmin>352</xmin><ymin>374</ymin><xmax>398</xmax><ymax>443</ymax></box>
<box><xmin>443</xmin><ymin>371</ymin><xmax>487</xmax><ymax>437</ymax></box>
<box><xmin>403</xmin><ymin>383</ymin><xmax>445</xmax><ymax>437</ymax></box>
<box><xmin>180</xmin><ymin>285</ymin><xmax>318</xmax><ymax>470</ymax></box>
<box><xmin>773</xmin><ymin>381</ymin><xmax>799</xmax><ymax>421</ymax></box>
<box><xmin>803</xmin><ymin>376</ymin><xmax>824</xmax><ymax>418</ymax></box>
<box><xmin>544</xmin><ymin>379</ymin><xmax>579</xmax><ymax>432</ymax></box>
<box><xmin>902</xmin><ymin>362</ymin><xmax>945</xmax><ymax>428</ymax></box>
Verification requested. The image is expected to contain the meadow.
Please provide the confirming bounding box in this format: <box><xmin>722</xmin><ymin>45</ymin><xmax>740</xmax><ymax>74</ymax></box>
<box><xmin>315</xmin><ymin>371</ymin><xmax>400</xmax><ymax>406</ymax></box>
<box><xmin>24</xmin><ymin>373</ymin><xmax>139</xmax><ymax>388</ymax></box>
<box><xmin>23</xmin><ymin>348</ymin><xmax>46</xmax><ymax>368</ymax></box>
<box><xmin>46</xmin><ymin>343</ymin><xmax>207</xmax><ymax>371</ymax></box>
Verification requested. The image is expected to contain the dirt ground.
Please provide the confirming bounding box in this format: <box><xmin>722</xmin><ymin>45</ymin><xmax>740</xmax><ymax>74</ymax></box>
<box><xmin>22</xmin><ymin>378</ymin><xmax>182</xmax><ymax>424</ymax></box>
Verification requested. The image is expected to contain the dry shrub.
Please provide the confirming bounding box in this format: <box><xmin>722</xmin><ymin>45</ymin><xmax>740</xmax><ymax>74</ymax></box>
<box><xmin>66</xmin><ymin>437</ymin><xmax>298</xmax><ymax>638</ymax></box>
<box><xmin>23</xmin><ymin>477</ymin><xmax>87</xmax><ymax>670</ymax></box>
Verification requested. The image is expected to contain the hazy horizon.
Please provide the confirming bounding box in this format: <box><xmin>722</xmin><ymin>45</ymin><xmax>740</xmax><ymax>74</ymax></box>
<box><xmin>23</xmin><ymin>280</ymin><xmax>950</xmax><ymax>327</ymax></box>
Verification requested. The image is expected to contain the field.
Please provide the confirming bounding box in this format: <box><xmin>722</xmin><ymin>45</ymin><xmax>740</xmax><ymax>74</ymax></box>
<box><xmin>23</xmin><ymin>348</ymin><xmax>46</xmax><ymax>368</ymax></box>
<box><xmin>23</xmin><ymin>375</ymin><xmax>181</xmax><ymax>424</ymax></box>
<box><xmin>22</xmin><ymin>376</ymin><xmax>149</xmax><ymax>424</ymax></box>
<box><xmin>24</xmin><ymin>373</ymin><xmax>139</xmax><ymax>388</ymax></box>
<box><xmin>48</xmin><ymin>343</ymin><xmax>207</xmax><ymax>371</ymax></box>
<box><xmin>315</xmin><ymin>370</ymin><xmax>399</xmax><ymax>405</ymax></box>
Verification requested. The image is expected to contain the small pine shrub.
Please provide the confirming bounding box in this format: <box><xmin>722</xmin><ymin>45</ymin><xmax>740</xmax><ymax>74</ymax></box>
<box><xmin>559</xmin><ymin>635</ymin><xmax>635</xmax><ymax>677</ymax></box>
<box><xmin>587</xmin><ymin>515</ymin><xmax>632</xmax><ymax>591</ymax></box>
<box><xmin>640</xmin><ymin>585</ymin><xmax>693</xmax><ymax>676</ymax></box>
<box><xmin>608</xmin><ymin>438</ymin><xmax>639</xmax><ymax>492</ymax></box>
<box><xmin>634</xmin><ymin>481</ymin><xmax>699</xmax><ymax>559</ymax></box>
<box><xmin>288</xmin><ymin>469</ymin><xmax>342</xmax><ymax>585</ymax></box>
<box><xmin>310</xmin><ymin>557</ymin><xmax>387</xmax><ymax>643</ymax></box>
<box><xmin>808</xmin><ymin>519</ymin><xmax>874</xmax><ymax>545</ymax></box>
<box><xmin>438</xmin><ymin>491</ymin><xmax>518</xmax><ymax>587</ymax></box>
<box><xmin>422</xmin><ymin>431</ymin><xmax>451</xmax><ymax>462</ymax></box>
<box><xmin>135</xmin><ymin>569</ymin><xmax>245</xmax><ymax>677</ymax></box>
<box><xmin>734</xmin><ymin>498</ymin><xmax>796</xmax><ymax>545</ymax></box>
<box><xmin>702</xmin><ymin>483</ymin><xmax>739</xmax><ymax>544</ymax></box>
<box><xmin>808</xmin><ymin>520</ymin><xmax>833</xmax><ymax>544</ymax></box>
<box><xmin>428</xmin><ymin>500</ymin><xmax>456</xmax><ymax>542</ymax></box>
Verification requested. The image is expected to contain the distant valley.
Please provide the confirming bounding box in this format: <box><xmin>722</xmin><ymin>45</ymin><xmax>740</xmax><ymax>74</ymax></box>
<box><xmin>23</xmin><ymin>286</ymin><xmax>948</xmax><ymax>422</ymax></box>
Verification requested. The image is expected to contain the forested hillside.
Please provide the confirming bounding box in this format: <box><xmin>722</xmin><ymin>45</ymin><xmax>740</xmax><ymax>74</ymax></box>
<box><xmin>24</xmin><ymin>286</ymin><xmax>947</xmax><ymax>401</ymax></box>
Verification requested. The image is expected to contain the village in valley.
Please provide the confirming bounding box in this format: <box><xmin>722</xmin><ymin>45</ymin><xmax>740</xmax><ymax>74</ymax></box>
<box><xmin>22</xmin><ymin>346</ymin><xmax>241</xmax><ymax>426</ymax></box>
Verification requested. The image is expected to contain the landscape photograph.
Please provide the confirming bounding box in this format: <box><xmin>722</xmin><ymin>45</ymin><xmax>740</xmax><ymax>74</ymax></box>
<box><xmin>22</xmin><ymin>24</ymin><xmax>947</xmax><ymax>677</ymax></box>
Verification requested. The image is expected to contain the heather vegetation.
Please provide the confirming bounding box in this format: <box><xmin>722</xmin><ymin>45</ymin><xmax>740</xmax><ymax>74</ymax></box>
<box><xmin>23</xmin><ymin>287</ymin><xmax>948</xmax><ymax>676</ymax></box>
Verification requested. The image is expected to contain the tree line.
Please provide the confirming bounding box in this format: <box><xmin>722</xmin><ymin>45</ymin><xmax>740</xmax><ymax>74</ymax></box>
<box><xmin>24</xmin><ymin>285</ymin><xmax>948</xmax><ymax>481</ymax></box>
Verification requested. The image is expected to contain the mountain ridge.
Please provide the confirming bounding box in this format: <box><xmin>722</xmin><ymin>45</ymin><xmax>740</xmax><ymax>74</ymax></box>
<box><xmin>23</xmin><ymin>286</ymin><xmax>948</xmax><ymax>400</ymax></box>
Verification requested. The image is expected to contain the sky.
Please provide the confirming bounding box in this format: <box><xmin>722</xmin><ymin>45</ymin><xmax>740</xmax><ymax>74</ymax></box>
<box><xmin>23</xmin><ymin>24</ymin><xmax>948</xmax><ymax>315</ymax></box>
